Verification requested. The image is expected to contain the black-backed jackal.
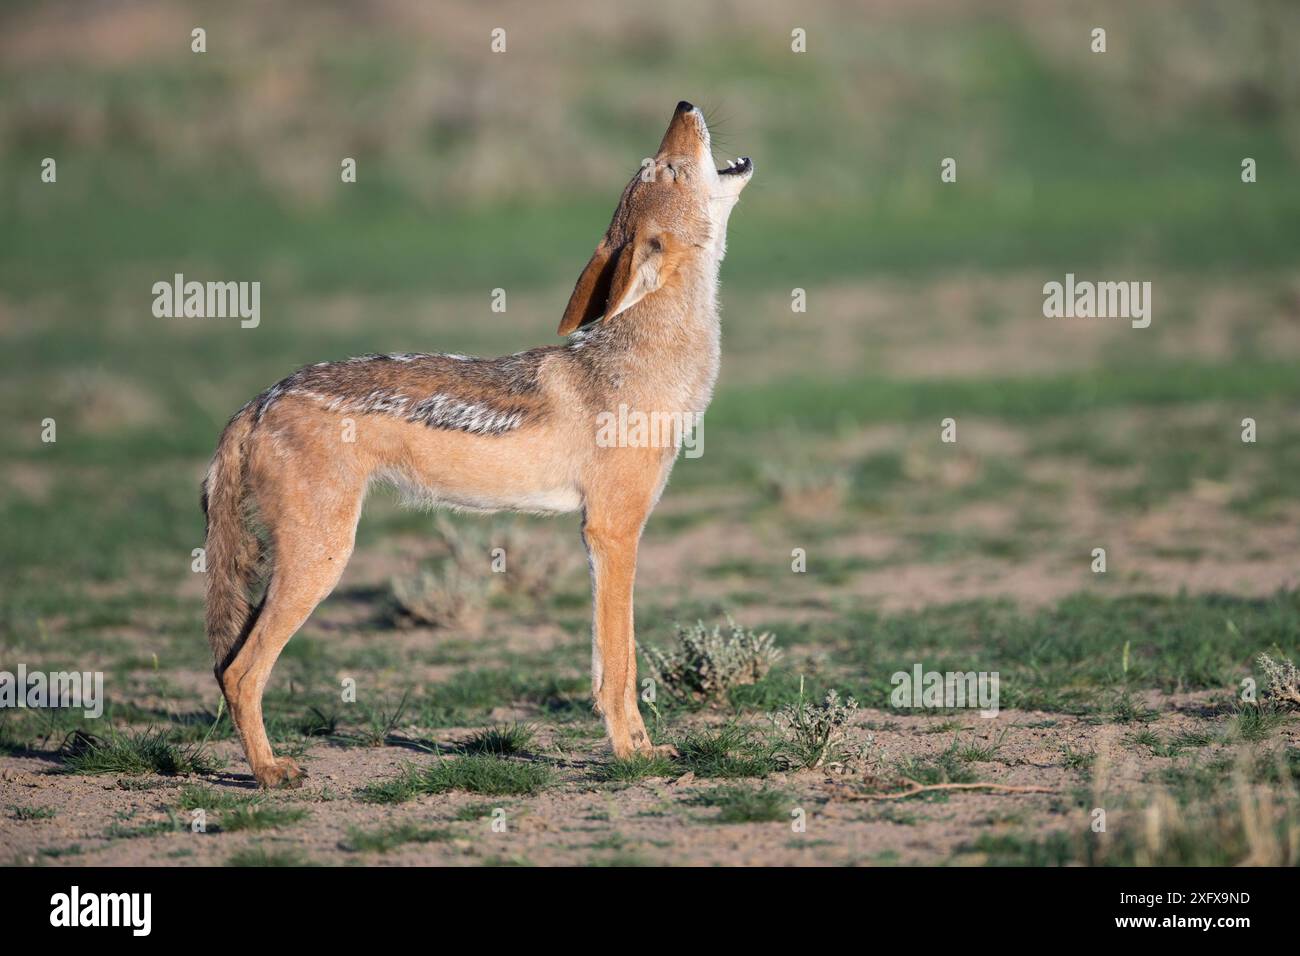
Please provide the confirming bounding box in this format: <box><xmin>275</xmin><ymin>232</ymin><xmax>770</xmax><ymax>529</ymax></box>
<box><xmin>203</xmin><ymin>102</ymin><xmax>753</xmax><ymax>786</ymax></box>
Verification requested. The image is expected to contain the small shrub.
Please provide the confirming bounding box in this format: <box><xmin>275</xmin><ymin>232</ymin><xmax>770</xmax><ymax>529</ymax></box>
<box><xmin>393</xmin><ymin>516</ymin><xmax>577</xmax><ymax>626</ymax></box>
<box><xmin>390</xmin><ymin>562</ymin><xmax>486</xmax><ymax>629</ymax></box>
<box><xmin>1258</xmin><ymin>652</ymin><xmax>1300</xmax><ymax>709</ymax></box>
<box><xmin>759</xmin><ymin>464</ymin><xmax>847</xmax><ymax>514</ymax></box>
<box><xmin>643</xmin><ymin>616</ymin><xmax>781</xmax><ymax>706</ymax></box>
<box><xmin>770</xmin><ymin>683</ymin><xmax>861</xmax><ymax>770</ymax></box>
<box><xmin>388</xmin><ymin>517</ymin><xmax>573</xmax><ymax>626</ymax></box>
<box><xmin>481</xmin><ymin>522</ymin><xmax>572</xmax><ymax>602</ymax></box>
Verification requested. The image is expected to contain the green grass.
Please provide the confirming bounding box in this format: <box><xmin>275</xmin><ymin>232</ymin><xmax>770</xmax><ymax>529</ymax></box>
<box><xmin>171</xmin><ymin>785</ymin><xmax>309</xmax><ymax>832</ymax></box>
<box><xmin>339</xmin><ymin>823</ymin><xmax>453</xmax><ymax>853</ymax></box>
<box><xmin>38</xmin><ymin>844</ymin><xmax>84</xmax><ymax>859</ymax></box>
<box><xmin>1228</xmin><ymin>706</ymin><xmax>1288</xmax><ymax>743</ymax></box>
<box><xmin>226</xmin><ymin>847</ymin><xmax>312</xmax><ymax>867</ymax></box>
<box><xmin>104</xmin><ymin>813</ymin><xmax>187</xmax><ymax>840</ymax></box>
<box><xmin>773</xmin><ymin>591</ymin><xmax>1300</xmax><ymax>715</ymax></box>
<box><xmin>674</xmin><ymin>725</ymin><xmax>779</xmax><ymax>779</ymax></box>
<box><xmin>952</xmin><ymin>730</ymin><xmax>1007</xmax><ymax>764</ymax></box>
<box><xmin>692</xmin><ymin>786</ymin><xmax>790</xmax><ymax>824</ymax></box>
<box><xmin>414</xmin><ymin>672</ymin><xmax>588</xmax><ymax>727</ymax></box>
<box><xmin>348</xmin><ymin>691</ymin><xmax>412</xmax><ymax>747</ymax></box>
<box><xmin>705</xmin><ymin>361</ymin><xmax>1300</xmax><ymax>441</ymax></box>
<box><xmin>459</xmin><ymin>723</ymin><xmax>536</xmax><ymax>756</ymax></box>
<box><xmin>8</xmin><ymin>804</ymin><xmax>55</xmax><ymax>821</ymax></box>
<box><xmin>176</xmin><ymin>785</ymin><xmax>260</xmax><ymax>812</ymax></box>
<box><xmin>597</xmin><ymin>753</ymin><xmax>679</xmax><ymax>783</ymax></box>
<box><xmin>963</xmin><ymin>780</ymin><xmax>1300</xmax><ymax>867</ymax></box>
<box><xmin>1108</xmin><ymin>692</ymin><xmax>1160</xmax><ymax>725</ymax></box>
<box><xmin>966</xmin><ymin>736</ymin><xmax>1300</xmax><ymax>866</ymax></box>
<box><xmin>219</xmin><ymin>804</ymin><xmax>309</xmax><ymax>833</ymax></box>
<box><xmin>452</xmin><ymin>801</ymin><xmax>504</xmax><ymax>822</ymax></box>
<box><xmin>60</xmin><ymin>729</ymin><xmax>218</xmax><ymax>777</ymax></box>
<box><xmin>1169</xmin><ymin>728</ymin><xmax>1217</xmax><ymax>750</ymax></box>
<box><xmin>956</xmin><ymin>831</ymin><xmax>1081</xmax><ymax>867</ymax></box>
<box><xmin>894</xmin><ymin>746</ymin><xmax>979</xmax><ymax>789</ymax></box>
<box><xmin>359</xmin><ymin>755</ymin><xmax>554</xmax><ymax>803</ymax></box>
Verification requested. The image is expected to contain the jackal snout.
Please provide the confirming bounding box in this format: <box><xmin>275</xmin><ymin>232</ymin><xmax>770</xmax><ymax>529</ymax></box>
<box><xmin>650</xmin><ymin>100</ymin><xmax>754</xmax><ymax>206</ymax></box>
<box><xmin>656</xmin><ymin>100</ymin><xmax>712</xmax><ymax>162</ymax></box>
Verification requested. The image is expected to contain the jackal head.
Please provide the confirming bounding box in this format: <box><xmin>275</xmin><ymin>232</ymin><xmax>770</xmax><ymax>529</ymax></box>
<box><xmin>558</xmin><ymin>101</ymin><xmax>753</xmax><ymax>335</ymax></box>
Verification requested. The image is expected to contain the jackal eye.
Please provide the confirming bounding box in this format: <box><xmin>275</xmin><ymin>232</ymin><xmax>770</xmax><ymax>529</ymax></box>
<box><xmin>662</xmin><ymin>163</ymin><xmax>678</xmax><ymax>182</ymax></box>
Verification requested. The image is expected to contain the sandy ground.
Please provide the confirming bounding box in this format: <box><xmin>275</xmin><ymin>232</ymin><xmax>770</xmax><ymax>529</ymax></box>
<box><xmin>4</xmin><ymin>695</ymin><xmax>1264</xmax><ymax>867</ymax></box>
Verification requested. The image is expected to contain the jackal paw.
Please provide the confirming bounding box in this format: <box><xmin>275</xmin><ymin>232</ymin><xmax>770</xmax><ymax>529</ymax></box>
<box><xmin>254</xmin><ymin>757</ymin><xmax>307</xmax><ymax>790</ymax></box>
<box><xmin>630</xmin><ymin>731</ymin><xmax>678</xmax><ymax>759</ymax></box>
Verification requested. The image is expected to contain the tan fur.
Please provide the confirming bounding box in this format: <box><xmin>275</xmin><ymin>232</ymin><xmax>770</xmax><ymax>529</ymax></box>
<box><xmin>203</xmin><ymin>102</ymin><xmax>753</xmax><ymax>787</ymax></box>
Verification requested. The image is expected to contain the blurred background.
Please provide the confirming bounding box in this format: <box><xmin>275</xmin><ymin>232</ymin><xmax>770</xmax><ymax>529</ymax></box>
<box><xmin>2</xmin><ymin>0</ymin><xmax>1299</xmax><ymax>640</ymax></box>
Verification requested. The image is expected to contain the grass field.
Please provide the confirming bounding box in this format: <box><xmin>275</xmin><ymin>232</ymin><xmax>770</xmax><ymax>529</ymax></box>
<box><xmin>1</xmin><ymin>0</ymin><xmax>1298</xmax><ymax>866</ymax></box>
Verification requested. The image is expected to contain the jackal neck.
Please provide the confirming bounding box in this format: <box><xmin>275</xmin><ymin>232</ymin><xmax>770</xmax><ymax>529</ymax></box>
<box><xmin>567</xmin><ymin>261</ymin><xmax>721</xmax><ymax>413</ymax></box>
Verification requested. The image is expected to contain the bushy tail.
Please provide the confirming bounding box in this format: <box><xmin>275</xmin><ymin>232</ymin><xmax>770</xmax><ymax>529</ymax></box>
<box><xmin>201</xmin><ymin>407</ymin><xmax>260</xmax><ymax>675</ymax></box>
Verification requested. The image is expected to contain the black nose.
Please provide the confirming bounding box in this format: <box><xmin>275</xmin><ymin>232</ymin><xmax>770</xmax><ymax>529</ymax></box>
<box><xmin>676</xmin><ymin>100</ymin><xmax>695</xmax><ymax>114</ymax></box>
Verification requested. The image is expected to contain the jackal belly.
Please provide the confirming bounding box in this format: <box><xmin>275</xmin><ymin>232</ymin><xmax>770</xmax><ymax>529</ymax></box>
<box><xmin>377</xmin><ymin>469</ymin><xmax>582</xmax><ymax>515</ymax></box>
<box><xmin>375</xmin><ymin>423</ymin><xmax>582</xmax><ymax>516</ymax></box>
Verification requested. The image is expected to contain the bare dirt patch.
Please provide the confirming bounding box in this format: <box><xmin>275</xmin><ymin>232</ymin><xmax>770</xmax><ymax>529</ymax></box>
<box><xmin>5</xmin><ymin>701</ymin><xmax>1274</xmax><ymax>867</ymax></box>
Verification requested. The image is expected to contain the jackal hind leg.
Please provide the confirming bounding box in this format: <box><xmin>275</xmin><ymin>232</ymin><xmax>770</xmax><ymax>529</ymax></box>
<box><xmin>221</xmin><ymin>499</ymin><xmax>360</xmax><ymax>789</ymax></box>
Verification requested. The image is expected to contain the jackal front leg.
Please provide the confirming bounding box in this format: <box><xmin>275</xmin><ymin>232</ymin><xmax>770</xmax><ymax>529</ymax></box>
<box><xmin>583</xmin><ymin>518</ymin><xmax>666</xmax><ymax>758</ymax></box>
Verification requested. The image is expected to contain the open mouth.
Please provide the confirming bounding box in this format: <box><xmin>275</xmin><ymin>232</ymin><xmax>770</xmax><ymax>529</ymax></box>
<box><xmin>717</xmin><ymin>156</ymin><xmax>752</xmax><ymax>177</ymax></box>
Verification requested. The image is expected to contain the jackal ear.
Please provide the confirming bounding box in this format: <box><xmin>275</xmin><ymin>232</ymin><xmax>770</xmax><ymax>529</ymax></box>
<box><xmin>557</xmin><ymin>229</ymin><xmax>680</xmax><ymax>336</ymax></box>
<box><xmin>604</xmin><ymin>229</ymin><xmax>680</xmax><ymax>322</ymax></box>
<box><xmin>558</xmin><ymin>242</ymin><xmax>616</xmax><ymax>336</ymax></box>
